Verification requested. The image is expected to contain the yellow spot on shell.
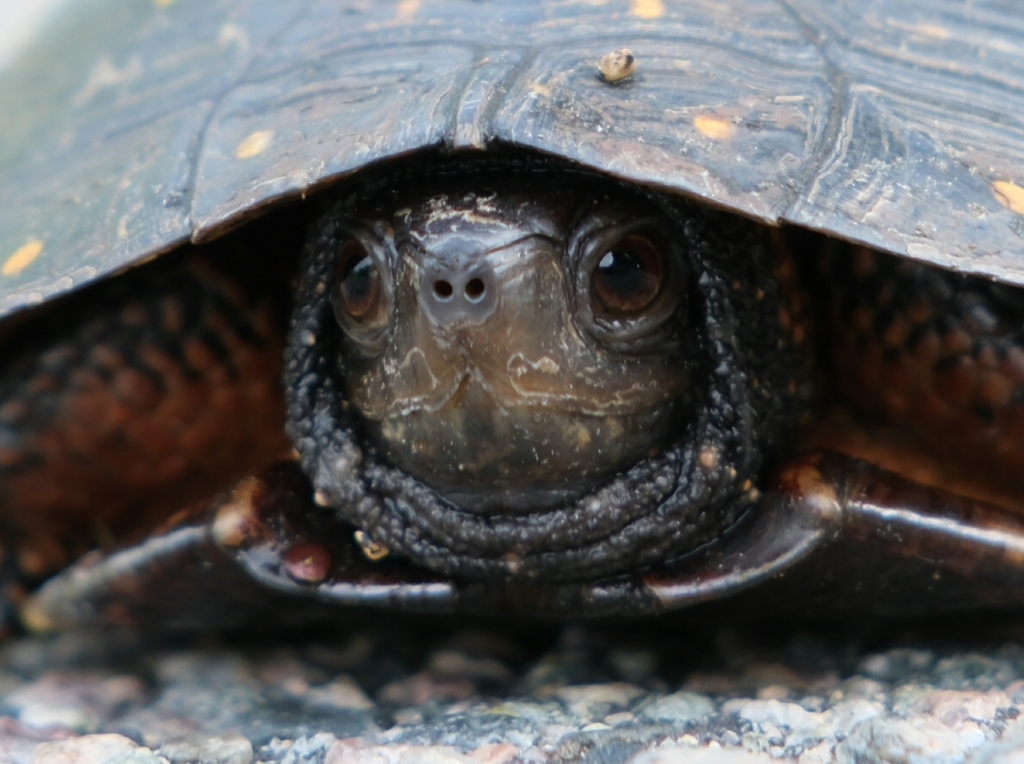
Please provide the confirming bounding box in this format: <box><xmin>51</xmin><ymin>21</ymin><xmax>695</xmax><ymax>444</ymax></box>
<box><xmin>694</xmin><ymin>115</ymin><xmax>736</xmax><ymax>140</ymax></box>
<box><xmin>913</xmin><ymin>23</ymin><xmax>950</xmax><ymax>39</ymax></box>
<box><xmin>993</xmin><ymin>180</ymin><xmax>1024</xmax><ymax>215</ymax></box>
<box><xmin>3</xmin><ymin>239</ymin><xmax>43</xmax><ymax>276</ymax></box>
<box><xmin>630</xmin><ymin>0</ymin><xmax>665</xmax><ymax>19</ymax></box>
<box><xmin>235</xmin><ymin>130</ymin><xmax>274</xmax><ymax>159</ymax></box>
<box><xmin>397</xmin><ymin>0</ymin><xmax>421</xmax><ymax>21</ymax></box>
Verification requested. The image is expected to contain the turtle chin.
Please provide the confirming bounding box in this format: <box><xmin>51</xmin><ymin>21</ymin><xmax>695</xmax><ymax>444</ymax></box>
<box><xmin>363</xmin><ymin>380</ymin><xmax>687</xmax><ymax>514</ymax></box>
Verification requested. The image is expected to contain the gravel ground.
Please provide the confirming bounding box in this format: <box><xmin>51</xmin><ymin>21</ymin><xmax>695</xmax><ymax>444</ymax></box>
<box><xmin>4</xmin><ymin>616</ymin><xmax>1024</xmax><ymax>764</ymax></box>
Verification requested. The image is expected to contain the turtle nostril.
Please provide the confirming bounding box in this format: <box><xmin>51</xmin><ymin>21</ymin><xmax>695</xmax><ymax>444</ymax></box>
<box><xmin>433</xmin><ymin>279</ymin><xmax>453</xmax><ymax>300</ymax></box>
<box><xmin>465</xmin><ymin>278</ymin><xmax>486</xmax><ymax>302</ymax></box>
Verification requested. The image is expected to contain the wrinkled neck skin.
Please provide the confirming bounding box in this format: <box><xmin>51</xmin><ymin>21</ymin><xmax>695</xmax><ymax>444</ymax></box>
<box><xmin>286</xmin><ymin>157</ymin><xmax>808</xmax><ymax>583</ymax></box>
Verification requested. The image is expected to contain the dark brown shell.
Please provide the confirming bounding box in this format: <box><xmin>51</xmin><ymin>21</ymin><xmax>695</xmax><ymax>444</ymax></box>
<box><xmin>2</xmin><ymin>0</ymin><xmax>1023</xmax><ymax>321</ymax></box>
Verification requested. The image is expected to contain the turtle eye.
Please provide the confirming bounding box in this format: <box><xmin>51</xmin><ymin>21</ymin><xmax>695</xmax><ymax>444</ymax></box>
<box><xmin>590</xmin><ymin>234</ymin><xmax>665</xmax><ymax>317</ymax></box>
<box><xmin>331</xmin><ymin>237</ymin><xmax>391</xmax><ymax>354</ymax></box>
<box><xmin>335</xmin><ymin>239</ymin><xmax>383</xmax><ymax>322</ymax></box>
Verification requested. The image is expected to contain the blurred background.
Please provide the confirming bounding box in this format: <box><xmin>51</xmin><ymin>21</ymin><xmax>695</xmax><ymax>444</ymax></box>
<box><xmin>0</xmin><ymin>0</ymin><xmax>69</xmax><ymax>69</ymax></box>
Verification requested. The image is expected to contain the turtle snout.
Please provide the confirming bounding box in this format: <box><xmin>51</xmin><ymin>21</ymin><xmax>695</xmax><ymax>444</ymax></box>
<box><xmin>420</xmin><ymin>260</ymin><xmax>498</xmax><ymax>328</ymax></box>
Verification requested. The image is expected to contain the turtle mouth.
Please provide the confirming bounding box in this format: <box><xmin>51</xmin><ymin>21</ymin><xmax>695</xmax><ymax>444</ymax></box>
<box><xmin>284</xmin><ymin>160</ymin><xmax>806</xmax><ymax>583</ymax></box>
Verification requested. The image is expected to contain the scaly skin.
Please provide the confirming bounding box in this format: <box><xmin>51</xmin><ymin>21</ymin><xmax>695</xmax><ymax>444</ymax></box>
<box><xmin>803</xmin><ymin>239</ymin><xmax>1024</xmax><ymax>507</ymax></box>
<box><xmin>0</xmin><ymin>243</ymin><xmax>292</xmax><ymax>579</ymax></box>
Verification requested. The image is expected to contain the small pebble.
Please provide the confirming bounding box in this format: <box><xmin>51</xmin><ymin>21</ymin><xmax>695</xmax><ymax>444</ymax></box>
<box><xmin>158</xmin><ymin>734</ymin><xmax>253</xmax><ymax>764</ymax></box>
<box><xmin>599</xmin><ymin>48</ymin><xmax>636</xmax><ymax>83</ymax></box>
<box><xmin>304</xmin><ymin>676</ymin><xmax>375</xmax><ymax>711</ymax></box>
<box><xmin>631</xmin><ymin>749</ymin><xmax>775</xmax><ymax>764</ymax></box>
<box><xmin>604</xmin><ymin>711</ymin><xmax>635</xmax><ymax>726</ymax></box>
<box><xmin>721</xmin><ymin>730</ymin><xmax>741</xmax><ymax>746</ymax></box>
<box><xmin>554</xmin><ymin>682</ymin><xmax>645</xmax><ymax>719</ymax></box>
<box><xmin>390</xmin><ymin>708</ymin><xmax>424</xmax><ymax>726</ymax></box>
<box><xmin>858</xmin><ymin>648</ymin><xmax>935</xmax><ymax>681</ymax></box>
<box><xmin>606</xmin><ymin>648</ymin><xmax>658</xmax><ymax>684</ymax></box>
<box><xmin>31</xmin><ymin>734</ymin><xmax>158</xmax><ymax>764</ymax></box>
<box><xmin>377</xmin><ymin>672</ymin><xmax>476</xmax><ymax>706</ymax></box>
<box><xmin>639</xmin><ymin>692</ymin><xmax>714</xmax><ymax>724</ymax></box>
<box><xmin>835</xmin><ymin>717</ymin><xmax>979</xmax><ymax>764</ymax></box>
<box><xmin>6</xmin><ymin>674</ymin><xmax>145</xmax><ymax>733</ymax></box>
<box><xmin>325</xmin><ymin>740</ymin><xmax>487</xmax><ymax>763</ymax></box>
<box><xmin>427</xmin><ymin>650</ymin><xmax>513</xmax><ymax>684</ymax></box>
<box><xmin>757</xmin><ymin>684</ymin><xmax>792</xmax><ymax>700</ymax></box>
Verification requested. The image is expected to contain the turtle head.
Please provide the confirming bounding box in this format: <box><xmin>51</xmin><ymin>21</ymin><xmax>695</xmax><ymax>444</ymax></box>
<box><xmin>329</xmin><ymin>175</ymin><xmax>692</xmax><ymax>513</ymax></box>
<box><xmin>286</xmin><ymin>158</ymin><xmax>805</xmax><ymax>581</ymax></box>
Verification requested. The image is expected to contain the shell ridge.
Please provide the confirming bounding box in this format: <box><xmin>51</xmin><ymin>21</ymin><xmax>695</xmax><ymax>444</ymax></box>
<box><xmin>186</xmin><ymin>0</ymin><xmax>318</xmax><ymax>244</ymax></box>
<box><xmin>450</xmin><ymin>45</ymin><xmax>538</xmax><ymax>150</ymax></box>
<box><xmin>779</xmin><ymin>0</ymin><xmax>1024</xmax><ymax>286</ymax></box>
<box><xmin>774</xmin><ymin>0</ymin><xmax>852</xmax><ymax>225</ymax></box>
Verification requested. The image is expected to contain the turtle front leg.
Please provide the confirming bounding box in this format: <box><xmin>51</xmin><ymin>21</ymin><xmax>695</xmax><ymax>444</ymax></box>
<box><xmin>645</xmin><ymin>450</ymin><xmax>1024</xmax><ymax>618</ymax></box>
<box><xmin>21</xmin><ymin>461</ymin><xmax>460</xmax><ymax>632</ymax></box>
<box><xmin>0</xmin><ymin>240</ymin><xmax>293</xmax><ymax>597</ymax></box>
<box><xmin>29</xmin><ymin>449</ymin><xmax>1024</xmax><ymax>629</ymax></box>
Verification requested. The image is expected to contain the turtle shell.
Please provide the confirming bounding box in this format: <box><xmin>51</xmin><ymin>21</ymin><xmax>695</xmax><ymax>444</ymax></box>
<box><xmin>2</xmin><ymin>0</ymin><xmax>1024</xmax><ymax>321</ymax></box>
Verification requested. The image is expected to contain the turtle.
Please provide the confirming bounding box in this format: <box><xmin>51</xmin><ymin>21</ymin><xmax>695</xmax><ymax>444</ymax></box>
<box><xmin>2</xmin><ymin>0</ymin><xmax>1024</xmax><ymax>632</ymax></box>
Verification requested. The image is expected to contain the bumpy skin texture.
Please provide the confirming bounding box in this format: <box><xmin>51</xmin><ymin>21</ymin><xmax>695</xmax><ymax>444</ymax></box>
<box><xmin>0</xmin><ymin>242</ymin><xmax>291</xmax><ymax>578</ymax></box>
<box><xmin>286</xmin><ymin>161</ymin><xmax>811</xmax><ymax>583</ymax></box>
<box><xmin>808</xmin><ymin>242</ymin><xmax>1024</xmax><ymax>495</ymax></box>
